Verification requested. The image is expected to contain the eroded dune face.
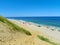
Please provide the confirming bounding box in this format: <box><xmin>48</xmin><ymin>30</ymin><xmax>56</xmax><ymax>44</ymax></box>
<box><xmin>0</xmin><ymin>21</ymin><xmax>51</xmax><ymax>45</ymax></box>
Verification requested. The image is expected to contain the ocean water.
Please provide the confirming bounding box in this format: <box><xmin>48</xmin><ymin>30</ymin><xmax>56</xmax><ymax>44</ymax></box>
<box><xmin>7</xmin><ymin>17</ymin><xmax>60</xmax><ymax>27</ymax></box>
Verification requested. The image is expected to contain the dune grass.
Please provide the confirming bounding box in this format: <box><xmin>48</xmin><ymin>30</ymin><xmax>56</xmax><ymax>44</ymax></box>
<box><xmin>0</xmin><ymin>16</ymin><xmax>31</xmax><ymax>35</ymax></box>
<box><xmin>37</xmin><ymin>35</ymin><xmax>57</xmax><ymax>45</ymax></box>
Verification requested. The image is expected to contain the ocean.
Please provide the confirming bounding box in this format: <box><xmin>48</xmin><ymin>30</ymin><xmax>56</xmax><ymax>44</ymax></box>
<box><xmin>7</xmin><ymin>17</ymin><xmax>60</xmax><ymax>28</ymax></box>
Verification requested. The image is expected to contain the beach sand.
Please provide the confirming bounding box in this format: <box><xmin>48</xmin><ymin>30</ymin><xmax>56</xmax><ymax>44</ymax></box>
<box><xmin>9</xmin><ymin>19</ymin><xmax>60</xmax><ymax>43</ymax></box>
<box><xmin>11</xmin><ymin>20</ymin><xmax>60</xmax><ymax>41</ymax></box>
<box><xmin>0</xmin><ymin>19</ymin><xmax>60</xmax><ymax>45</ymax></box>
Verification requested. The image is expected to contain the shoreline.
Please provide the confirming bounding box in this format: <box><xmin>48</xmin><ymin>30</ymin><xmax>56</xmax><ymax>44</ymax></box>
<box><xmin>8</xmin><ymin>19</ymin><xmax>60</xmax><ymax>31</ymax></box>
<box><xmin>8</xmin><ymin>19</ymin><xmax>60</xmax><ymax>43</ymax></box>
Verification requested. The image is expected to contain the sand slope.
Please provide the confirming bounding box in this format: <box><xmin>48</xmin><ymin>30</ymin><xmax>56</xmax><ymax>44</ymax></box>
<box><xmin>0</xmin><ymin>19</ymin><xmax>59</xmax><ymax>45</ymax></box>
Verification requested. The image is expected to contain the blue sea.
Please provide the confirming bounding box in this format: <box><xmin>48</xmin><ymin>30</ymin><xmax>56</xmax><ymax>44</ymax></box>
<box><xmin>7</xmin><ymin>17</ymin><xmax>60</xmax><ymax>28</ymax></box>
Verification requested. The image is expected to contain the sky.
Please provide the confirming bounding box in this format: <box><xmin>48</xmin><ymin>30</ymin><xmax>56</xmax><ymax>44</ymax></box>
<box><xmin>0</xmin><ymin>0</ymin><xmax>60</xmax><ymax>17</ymax></box>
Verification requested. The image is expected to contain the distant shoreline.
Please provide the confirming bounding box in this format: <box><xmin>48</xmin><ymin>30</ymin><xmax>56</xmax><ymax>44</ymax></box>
<box><xmin>8</xmin><ymin>18</ymin><xmax>60</xmax><ymax>30</ymax></box>
<box><xmin>7</xmin><ymin>17</ymin><xmax>60</xmax><ymax>27</ymax></box>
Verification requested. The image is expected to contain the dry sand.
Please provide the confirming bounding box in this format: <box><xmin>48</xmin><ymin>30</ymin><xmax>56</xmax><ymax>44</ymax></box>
<box><xmin>21</xmin><ymin>20</ymin><xmax>60</xmax><ymax>42</ymax></box>
<box><xmin>9</xmin><ymin>19</ymin><xmax>60</xmax><ymax>43</ymax></box>
<box><xmin>0</xmin><ymin>19</ymin><xmax>60</xmax><ymax>45</ymax></box>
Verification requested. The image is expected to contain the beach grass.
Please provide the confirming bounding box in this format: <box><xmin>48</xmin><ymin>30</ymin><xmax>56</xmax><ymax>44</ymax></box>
<box><xmin>0</xmin><ymin>16</ymin><xmax>31</xmax><ymax>35</ymax></box>
<box><xmin>37</xmin><ymin>35</ymin><xmax>57</xmax><ymax>45</ymax></box>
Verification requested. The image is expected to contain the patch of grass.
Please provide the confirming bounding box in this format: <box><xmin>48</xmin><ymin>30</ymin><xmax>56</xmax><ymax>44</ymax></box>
<box><xmin>37</xmin><ymin>35</ymin><xmax>57</xmax><ymax>45</ymax></box>
<box><xmin>0</xmin><ymin>16</ymin><xmax>31</xmax><ymax>35</ymax></box>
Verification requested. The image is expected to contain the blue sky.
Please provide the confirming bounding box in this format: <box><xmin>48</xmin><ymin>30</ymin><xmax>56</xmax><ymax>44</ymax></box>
<box><xmin>0</xmin><ymin>0</ymin><xmax>60</xmax><ymax>17</ymax></box>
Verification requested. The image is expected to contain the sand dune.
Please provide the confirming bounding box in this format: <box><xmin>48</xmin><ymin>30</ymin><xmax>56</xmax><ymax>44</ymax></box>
<box><xmin>0</xmin><ymin>16</ymin><xmax>60</xmax><ymax>45</ymax></box>
<box><xmin>0</xmin><ymin>21</ymin><xmax>51</xmax><ymax>45</ymax></box>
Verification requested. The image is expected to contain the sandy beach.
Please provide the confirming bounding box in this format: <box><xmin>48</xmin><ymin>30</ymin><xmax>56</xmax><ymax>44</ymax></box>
<box><xmin>9</xmin><ymin>19</ymin><xmax>60</xmax><ymax>44</ymax></box>
<box><xmin>0</xmin><ymin>18</ymin><xmax>60</xmax><ymax>45</ymax></box>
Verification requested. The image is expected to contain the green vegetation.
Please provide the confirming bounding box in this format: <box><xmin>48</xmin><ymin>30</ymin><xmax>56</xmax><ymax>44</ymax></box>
<box><xmin>37</xmin><ymin>35</ymin><xmax>57</xmax><ymax>45</ymax></box>
<box><xmin>0</xmin><ymin>16</ymin><xmax>31</xmax><ymax>35</ymax></box>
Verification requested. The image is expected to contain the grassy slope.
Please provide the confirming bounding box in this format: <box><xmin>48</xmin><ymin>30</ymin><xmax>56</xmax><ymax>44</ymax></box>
<box><xmin>0</xmin><ymin>16</ymin><xmax>31</xmax><ymax>35</ymax></box>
